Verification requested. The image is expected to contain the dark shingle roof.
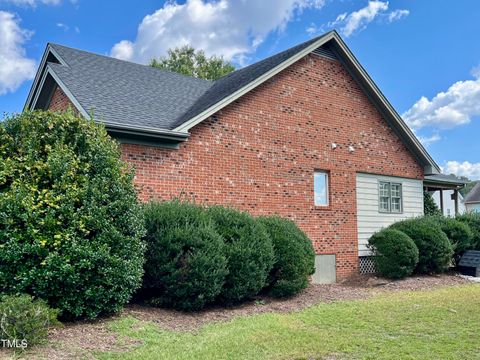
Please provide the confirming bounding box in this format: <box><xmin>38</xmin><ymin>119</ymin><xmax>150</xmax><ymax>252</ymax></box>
<box><xmin>465</xmin><ymin>182</ymin><xmax>480</xmax><ymax>203</ymax></box>
<box><xmin>48</xmin><ymin>44</ymin><xmax>213</xmax><ymax>130</ymax></box>
<box><xmin>47</xmin><ymin>33</ymin><xmax>330</xmax><ymax>130</ymax></box>
<box><xmin>424</xmin><ymin>174</ymin><xmax>469</xmax><ymax>186</ymax></box>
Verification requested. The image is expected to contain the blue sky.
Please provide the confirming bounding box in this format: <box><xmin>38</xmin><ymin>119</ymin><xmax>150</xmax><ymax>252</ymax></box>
<box><xmin>1</xmin><ymin>0</ymin><xmax>480</xmax><ymax>178</ymax></box>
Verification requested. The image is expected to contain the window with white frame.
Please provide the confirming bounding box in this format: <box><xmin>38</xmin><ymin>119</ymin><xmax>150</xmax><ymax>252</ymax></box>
<box><xmin>378</xmin><ymin>181</ymin><xmax>402</xmax><ymax>213</ymax></box>
<box><xmin>314</xmin><ymin>171</ymin><xmax>329</xmax><ymax>206</ymax></box>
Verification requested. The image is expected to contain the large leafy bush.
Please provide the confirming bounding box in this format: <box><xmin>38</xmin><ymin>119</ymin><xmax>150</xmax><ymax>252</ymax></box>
<box><xmin>207</xmin><ymin>206</ymin><xmax>275</xmax><ymax>304</ymax></box>
<box><xmin>258</xmin><ymin>216</ymin><xmax>315</xmax><ymax>297</ymax></box>
<box><xmin>390</xmin><ymin>218</ymin><xmax>453</xmax><ymax>274</ymax></box>
<box><xmin>0</xmin><ymin>294</ymin><xmax>59</xmax><ymax>348</ymax></box>
<box><xmin>368</xmin><ymin>229</ymin><xmax>419</xmax><ymax>279</ymax></box>
<box><xmin>142</xmin><ymin>201</ymin><xmax>227</xmax><ymax>311</ymax></box>
<box><xmin>431</xmin><ymin>216</ymin><xmax>473</xmax><ymax>262</ymax></box>
<box><xmin>456</xmin><ymin>212</ymin><xmax>480</xmax><ymax>250</ymax></box>
<box><xmin>0</xmin><ymin>111</ymin><xmax>145</xmax><ymax>319</ymax></box>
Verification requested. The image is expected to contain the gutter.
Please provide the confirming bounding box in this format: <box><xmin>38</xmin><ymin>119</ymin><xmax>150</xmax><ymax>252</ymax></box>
<box><xmin>103</xmin><ymin>121</ymin><xmax>190</xmax><ymax>143</ymax></box>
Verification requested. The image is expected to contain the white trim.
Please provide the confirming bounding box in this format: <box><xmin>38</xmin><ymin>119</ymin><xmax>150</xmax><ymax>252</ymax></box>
<box><xmin>25</xmin><ymin>44</ymin><xmax>68</xmax><ymax>111</ymax></box>
<box><xmin>173</xmin><ymin>32</ymin><xmax>336</xmax><ymax>132</ymax></box>
<box><xmin>331</xmin><ymin>36</ymin><xmax>440</xmax><ymax>173</ymax></box>
<box><xmin>40</xmin><ymin>66</ymin><xmax>90</xmax><ymax>118</ymax></box>
<box><xmin>102</xmin><ymin>120</ymin><xmax>190</xmax><ymax>139</ymax></box>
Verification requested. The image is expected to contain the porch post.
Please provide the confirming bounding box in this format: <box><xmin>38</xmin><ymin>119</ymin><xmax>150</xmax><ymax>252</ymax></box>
<box><xmin>439</xmin><ymin>189</ymin><xmax>444</xmax><ymax>215</ymax></box>
<box><xmin>454</xmin><ymin>189</ymin><xmax>459</xmax><ymax>216</ymax></box>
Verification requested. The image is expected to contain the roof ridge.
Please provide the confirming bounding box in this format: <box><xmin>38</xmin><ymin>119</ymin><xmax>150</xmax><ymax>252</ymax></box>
<box><xmin>214</xmin><ymin>31</ymin><xmax>334</xmax><ymax>82</ymax></box>
<box><xmin>48</xmin><ymin>42</ymin><xmax>213</xmax><ymax>84</ymax></box>
<box><xmin>465</xmin><ymin>182</ymin><xmax>480</xmax><ymax>203</ymax></box>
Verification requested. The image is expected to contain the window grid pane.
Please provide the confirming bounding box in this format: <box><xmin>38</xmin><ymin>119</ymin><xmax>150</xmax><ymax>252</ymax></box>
<box><xmin>379</xmin><ymin>182</ymin><xmax>390</xmax><ymax>212</ymax></box>
<box><xmin>378</xmin><ymin>181</ymin><xmax>402</xmax><ymax>213</ymax></box>
<box><xmin>380</xmin><ymin>197</ymin><xmax>390</xmax><ymax>211</ymax></box>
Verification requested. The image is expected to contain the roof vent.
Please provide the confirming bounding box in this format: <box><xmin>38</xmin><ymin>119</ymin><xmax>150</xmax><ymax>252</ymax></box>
<box><xmin>311</xmin><ymin>45</ymin><xmax>337</xmax><ymax>61</ymax></box>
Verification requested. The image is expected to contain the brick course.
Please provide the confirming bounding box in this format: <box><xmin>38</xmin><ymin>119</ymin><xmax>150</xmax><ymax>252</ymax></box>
<box><xmin>48</xmin><ymin>54</ymin><xmax>424</xmax><ymax>279</ymax></box>
<box><xmin>48</xmin><ymin>85</ymin><xmax>75</xmax><ymax>112</ymax></box>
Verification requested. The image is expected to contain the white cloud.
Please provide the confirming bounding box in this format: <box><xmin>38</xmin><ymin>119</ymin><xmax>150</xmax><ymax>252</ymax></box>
<box><xmin>443</xmin><ymin>161</ymin><xmax>480</xmax><ymax>180</ymax></box>
<box><xmin>2</xmin><ymin>0</ymin><xmax>61</xmax><ymax>6</ymax></box>
<box><xmin>388</xmin><ymin>9</ymin><xmax>409</xmax><ymax>22</ymax></box>
<box><xmin>403</xmin><ymin>69</ymin><xmax>480</xmax><ymax>130</ymax></box>
<box><xmin>57</xmin><ymin>22</ymin><xmax>69</xmax><ymax>31</ymax></box>
<box><xmin>416</xmin><ymin>133</ymin><xmax>441</xmax><ymax>147</ymax></box>
<box><xmin>110</xmin><ymin>0</ymin><xmax>325</xmax><ymax>64</ymax></box>
<box><xmin>0</xmin><ymin>11</ymin><xmax>36</xmax><ymax>95</ymax></box>
<box><xmin>328</xmin><ymin>1</ymin><xmax>408</xmax><ymax>37</ymax></box>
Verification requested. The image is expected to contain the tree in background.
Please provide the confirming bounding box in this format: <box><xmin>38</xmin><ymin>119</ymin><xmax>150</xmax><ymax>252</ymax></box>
<box><xmin>150</xmin><ymin>46</ymin><xmax>235</xmax><ymax>80</ymax></box>
<box><xmin>454</xmin><ymin>175</ymin><xmax>478</xmax><ymax>197</ymax></box>
<box><xmin>424</xmin><ymin>192</ymin><xmax>441</xmax><ymax>216</ymax></box>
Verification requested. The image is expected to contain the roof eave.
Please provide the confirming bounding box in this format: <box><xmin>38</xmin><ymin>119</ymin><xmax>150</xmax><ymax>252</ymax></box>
<box><xmin>173</xmin><ymin>31</ymin><xmax>336</xmax><ymax>133</ymax></box>
<box><xmin>328</xmin><ymin>33</ymin><xmax>441</xmax><ymax>174</ymax></box>
<box><xmin>103</xmin><ymin>121</ymin><xmax>190</xmax><ymax>143</ymax></box>
<box><xmin>25</xmin><ymin>44</ymin><xmax>67</xmax><ymax>111</ymax></box>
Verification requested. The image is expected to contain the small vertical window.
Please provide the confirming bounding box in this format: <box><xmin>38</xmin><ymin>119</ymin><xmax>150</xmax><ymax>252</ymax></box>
<box><xmin>379</xmin><ymin>182</ymin><xmax>390</xmax><ymax>212</ymax></box>
<box><xmin>314</xmin><ymin>171</ymin><xmax>329</xmax><ymax>206</ymax></box>
<box><xmin>390</xmin><ymin>183</ymin><xmax>402</xmax><ymax>213</ymax></box>
<box><xmin>378</xmin><ymin>181</ymin><xmax>402</xmax><ymax>213</ymax></box>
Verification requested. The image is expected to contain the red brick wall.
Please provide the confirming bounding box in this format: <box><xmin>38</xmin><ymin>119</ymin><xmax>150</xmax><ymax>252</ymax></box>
<box><xmin>48</xmin><ymin>85</ymin><xmax>76</xmax><ymax>112</ymax></box>
<box><xmin>48</xmin><ymin>54</ymin><xmax>424</xmax><ymax>279</ymax></box>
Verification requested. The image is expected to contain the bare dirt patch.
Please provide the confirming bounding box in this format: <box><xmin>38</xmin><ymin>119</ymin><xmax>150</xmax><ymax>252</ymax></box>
<box><xmin>8</xmin><ymin>316</ymin><xmax>140</xmax><ymax>360</ymax></box>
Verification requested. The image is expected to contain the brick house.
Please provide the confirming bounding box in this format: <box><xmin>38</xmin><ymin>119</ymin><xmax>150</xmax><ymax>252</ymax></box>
<box><xmin>26</xmin><ymin>30</ymin><xmax>463</xmax><ymax>282</ymax></box>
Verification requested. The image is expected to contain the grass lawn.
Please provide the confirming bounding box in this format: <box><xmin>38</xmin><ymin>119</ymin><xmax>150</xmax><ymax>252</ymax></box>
<box><xmin>98</xmin><ymin>284</ymin><xmax>480</xmax><ymax>360</ymax></box>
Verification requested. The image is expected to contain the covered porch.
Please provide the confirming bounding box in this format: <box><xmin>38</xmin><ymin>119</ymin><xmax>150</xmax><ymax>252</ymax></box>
<box><xmin>424</xmin><ymin>174</ymin><xmax>468</xmax><ymax>216</ymax></box>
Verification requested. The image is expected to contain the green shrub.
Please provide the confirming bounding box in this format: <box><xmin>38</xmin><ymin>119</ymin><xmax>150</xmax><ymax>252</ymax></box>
<box><xmin>457</xmin><ymin>212</ymin><xmax>480</xmax><ymax>250</ymax></box>
<box><xmin>257</xmin><ymin>216</ymin><xmax>315</xmax><ymax>297</ymax></box>
<box><xmin>0</xmin><ymin>294</ymin><xmax>59</xmax><ymax>348</ymax></box>
<box><xmin>142</xmin><ymin>201</ymin><xmax>227</xmax><ymax>311</ymax></box>
<box><xmin>390</xmin><ymin>217</ymin><xmax>453</xmax><ymax>274</ymax></box>
<box><xmin>368</xmin><ymin>229</ymin><xmax>419</xmax><ymax>279</ymax></box>
<box><xmin>424</xmin><ymin>192</ymin><xmax>441</xmax><ymax>216</ymax></box>
<box><xmin>431</xmin><ymin>216</ymin><xmax>473</xmax><ymax>262</ymax></box>
<box><xmin>207</xmin><ymin>206</ymin><xmax>275</xmax><ymax>304</ymax></box>
<box><xmin>0</xmin><ymin>111</ymin><xmax>145</xmax><ymax>319</ymax></box>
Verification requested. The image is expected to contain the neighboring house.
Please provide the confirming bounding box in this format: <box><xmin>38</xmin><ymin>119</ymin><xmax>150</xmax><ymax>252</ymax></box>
<box><xmin>25</xmin><ymin>30</ymin><xmax>464</xmax><ymax>282</ymax></box>
<box><xmin>431</xmin><ymin>189</ymin><xmax>466</xmax><ymax>216</ymax></box>
<box><xmin>465</xmin><ymin>182</ymin><xmax>480</xmax><ymax>213</ymax></box>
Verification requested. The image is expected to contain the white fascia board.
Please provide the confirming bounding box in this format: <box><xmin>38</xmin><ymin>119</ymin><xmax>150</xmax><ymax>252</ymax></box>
<box><xmin>331</xmin><ymin>35</ymin><xmax>440</xmax><ymax>174</ymax></box>
<box><xmin>35</xmin><ymin>66</ymin><xmax>91</xmax><ymax>119</ymax></box>
<box><xmin>25</xmin><ymin>44</ymin><xmax>68</xmax><ymax>111</ymax></box>
<box><xmin>173</xmin><ymin>32</ymin><xmax>336</xmax><ymax>133</ymax></box>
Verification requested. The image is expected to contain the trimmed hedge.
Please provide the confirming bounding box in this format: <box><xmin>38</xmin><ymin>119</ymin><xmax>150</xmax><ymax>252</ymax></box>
<box><xmin>431</xmin><ymin>216</ymin><xmax>473</xmax><ymax>262</ymax></box>
<box><xmin>368</xmin><ymin>229</ymin><xmax>419</xmax><ymax>279</ymax></box>
<box><xmin>258</xmin><ymin>216</ymin><xmax>315</xmax><ymax>297</ymax></box>
<box><xmin>0</xmin><ymin>111</ymin><xmax>145</xmax><ymax>320</ymax></box>
<box><xmin>0</xmin><ymin>294</ymin><xmax>59</xmax><ymax>348</ymax></box>
<box><xmin>142</xmin><ymin>201</ymin><xmax>227</xmax><ymax>311</ymax></box>
<box><xmin>390</xmin><ymin>217</ymin><xmax>453</xmax><ymax>274</ymax></box>
<box><xmin>207</xmin><ymin>206</ymin><xmax>275</xmax><ymax>304</ymax></box>
<box><xmin>456</xmin><ymin>212</ymin><xmax>480</xmax><ymax>250</ymax></box>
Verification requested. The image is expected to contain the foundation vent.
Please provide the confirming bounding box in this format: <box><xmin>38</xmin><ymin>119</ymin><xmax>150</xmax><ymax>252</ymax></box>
<box><xmin>359</xmin><ymin>256</ymin><xmax>377</xmax><ymax>274</ymax></box>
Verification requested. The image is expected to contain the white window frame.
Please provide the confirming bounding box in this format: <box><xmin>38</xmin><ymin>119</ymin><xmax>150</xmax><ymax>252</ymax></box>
<box><xmin>378</xmin><ymin>181</ymin><xmax>403</xmax><ymax>213</ymax></box>
<box><xmin>314</xmin><ymin>171</ymin><xmax>329</xmax><ymax>207</ymax></box>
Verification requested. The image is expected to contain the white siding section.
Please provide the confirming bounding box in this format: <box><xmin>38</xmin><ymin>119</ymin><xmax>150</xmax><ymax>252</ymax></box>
<box><xmin>356</xmin><ymin>173</ymin><xmax>424</xmax><ymax>256</ymax></box>
<box><xmin>431</xmin><ymin>190</ymin><xmax>466</xmax><ymax>216</ymax></box>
